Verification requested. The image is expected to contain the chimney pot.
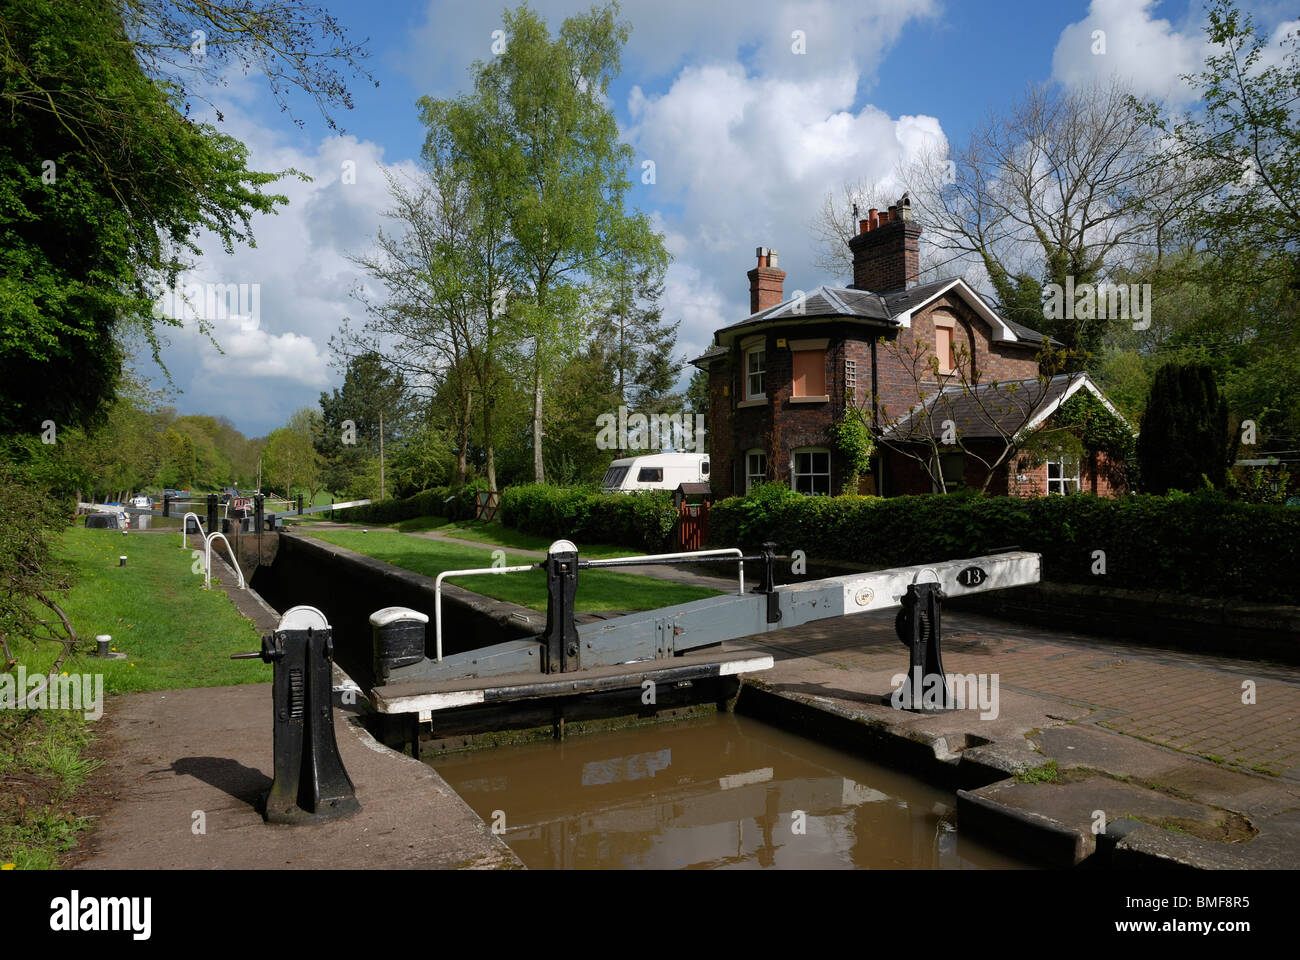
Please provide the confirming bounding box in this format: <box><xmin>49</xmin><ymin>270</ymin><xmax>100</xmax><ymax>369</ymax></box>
<box><xmin>847</xmin><ymin>194</ymin><xmax>921</xmax><ymax>292</ymax></box>
<box><xmin>747</xmin><ymin>244</ymin><xmax>786</xmax><ymax>314</ymax></box>
<box><xmin>858</xmin><ymin>219</ymin><xmax>869</xmax><ymax>235</ymax></box>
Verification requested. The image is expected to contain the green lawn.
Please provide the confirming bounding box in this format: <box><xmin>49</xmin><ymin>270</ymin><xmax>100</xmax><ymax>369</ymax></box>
<box><xmin>21</xmin><ymin>527</ymin><xmax>269</xmax><ymax>691</ymax></box>
<box><xmin>301</xmin><ymin>528</ymin><xmax>720</xmax><ymax>613</ymax></box>
<box><xmin>2</xmin><ymin>526</ymin><xmax>270</xmax><ymax>869</ymax></box>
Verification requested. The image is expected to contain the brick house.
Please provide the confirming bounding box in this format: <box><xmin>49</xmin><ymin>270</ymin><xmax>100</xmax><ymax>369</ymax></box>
<box><xmin>690</xmin><ymin>194</ymin><xmax>1129</xmax><ymax>498</ymax></box>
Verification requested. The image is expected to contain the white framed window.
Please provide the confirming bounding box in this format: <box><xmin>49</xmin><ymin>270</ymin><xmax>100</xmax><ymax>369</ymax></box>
<box><xmin>845</xmin><ymin>358</ymin><xmax>857</xmax><ymax>400</ymax></box>
<box><xmin>1047</xmin><ymin>456</ymin><xmax>1080</xmax><ymax>495</ymax></box>
<box><xmin>745</xmin><ymin>346</ymin><xmax>766</xmax><ymax>400</ymax></box>
<box><xmin>791</xmin><ymin>448</ymin><xmax>831</xmax><ymax>496</ymax></box>
<box><xmin>745</xmin><ymin>450</ymin><xmax>767</xmax><ymax>493</ymax></box>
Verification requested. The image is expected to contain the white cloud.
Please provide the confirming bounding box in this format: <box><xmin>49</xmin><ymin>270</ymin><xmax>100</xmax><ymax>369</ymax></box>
<box><xmin>152</xmin><ymin>111</ymin><xmax>420</xmax><ymax>433</ymax></box>
<box><xmin>628</xmin><ymin>61</ymin><xmax>947</xmax><ymax>373</ymax></box>
<box><xmin>400</xmin><ymin>0</ymin><xmax>937</xmax><ymax>95</ymax></box>
<box><xmin>1052</xmin><ymin>0</ymin><xmax>1208</xmax><ymax>104</ymax></box>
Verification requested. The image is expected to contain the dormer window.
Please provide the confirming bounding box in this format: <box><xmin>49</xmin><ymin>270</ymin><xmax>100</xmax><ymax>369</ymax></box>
<box><xmin>745</xmin><ymin>346</ymin><xmax>766</xmax><ymax>399</ymax></box>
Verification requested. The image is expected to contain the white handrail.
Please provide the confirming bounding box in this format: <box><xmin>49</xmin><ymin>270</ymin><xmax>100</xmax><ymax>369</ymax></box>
<box><xmin>181</xmin><ymin>511</ymin><xmax>203</xmax><ymax>547</ymax></box>
<box><xmin>204</xmin><ymin>532</ymin><xmax>246</xmax><ymax>590</ymax></box>
<box><xmin>433</xmin><ymin>564</ymin><xmax>536</xmax><ymax>662</ymax></box>
<box><xmin>582</xmin><ymin>547</ymin><xmax>747</xmax><ymax>594</ymax></box>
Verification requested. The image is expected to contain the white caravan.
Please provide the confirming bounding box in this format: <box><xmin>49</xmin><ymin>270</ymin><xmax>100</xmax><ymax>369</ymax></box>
<box><xmin>600</xmin><ymin>453</ymin><xmax>710</xmax><ymax>494</ymax></box>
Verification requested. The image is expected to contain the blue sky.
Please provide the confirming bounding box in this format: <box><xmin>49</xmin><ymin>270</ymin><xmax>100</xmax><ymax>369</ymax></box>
<box><xmin>142</xmin><ymin>0</ymin><xmax>1297</xmax><ymax>436</ymax></box>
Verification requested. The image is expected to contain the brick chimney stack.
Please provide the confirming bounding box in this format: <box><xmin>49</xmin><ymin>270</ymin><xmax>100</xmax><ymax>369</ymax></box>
<box><xmin>747</xmin><ymin>247</ymin><xmax>785</xmax><ymax>315</ymax></box>
<box><xmin>847</xmin><ymin>193</ymin><xmax>920</xmax><ymax>292</ymax></box>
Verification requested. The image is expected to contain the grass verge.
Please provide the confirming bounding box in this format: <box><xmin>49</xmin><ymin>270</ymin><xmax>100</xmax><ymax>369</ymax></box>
<box><xmin>300</xmin><ymin>528</ymin><xmax>721</xmax><ymax>613</ymax></box>
<box><xmin>1</xmin><ymin>527</ymin><xmax>270</xmax><ymax>869</ymax></box>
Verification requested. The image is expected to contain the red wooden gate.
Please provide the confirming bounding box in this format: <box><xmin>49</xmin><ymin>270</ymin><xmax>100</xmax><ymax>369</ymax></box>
<box><xmin>678</xmin><ymin>501</ymin><xmax>709</xmax><ymax>550</ymax></box>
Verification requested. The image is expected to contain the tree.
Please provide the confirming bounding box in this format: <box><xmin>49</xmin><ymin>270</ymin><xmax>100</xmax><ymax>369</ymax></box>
<box><xmin>594</xmin><ymin>254</ymin><xmax>678</xmax><ymax>413</ymax></box>
<box><xmin>684</xmin><ymin>368</ymin><xmax>709</xmax><ymax>441</ymax></box>
<box><xmin>0</xmin><ymin>0</ymin><xmax>371</xmax><ymax>436</ymax></box>
<box><xmin>419</xmin><ymin>2</ymin><xmax>667</xmax><ymax>483</ymax></box>
<box><xmin>1137</xmin><ymin>363</ymin><xmax>1229</xmax><ymax>494</ymax></box>
<box><xmin>0</xmin><ymin>465</ymin><xmax>79</xmax><ymax>673</ymax></box>
<box><xmin>1142</xmin><ymin>1</ymin><xmax>1300</xmax><ymax>289</ymax></box>
<box><xmin>263</xmin><ymin>408</ymin><xmax>322</xmax><ymax>499</ymax></box>
<box><xmin>903</xmin><ymin>80</ymin><xmax>1194</xmax><ymax>358</ymax></box>
<box><xmin>317</xmin><ymin>351</ymin><xmax>412</xmax><ymax>497</ymax></box>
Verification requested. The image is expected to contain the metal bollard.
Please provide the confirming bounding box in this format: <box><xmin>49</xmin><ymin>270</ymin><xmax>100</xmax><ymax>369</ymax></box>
<box><xmin>753</xmin><ymin>541</ymin><xmax>782</xmax><ymax>624</ymax></box>
<box><xmin>894</xmin><ymin>581</ymin><xmax>949</xmax><ymax>711</ymax></box>
<box><xmin>231</xmin><ymin>606</ymin><xmax>360</xmax><ymax>824</ymax></box>
<box><xmin>162</xmin><ymin>494</ymin><xmax>170</xmax><ymax>518</ymax></box>
<box><xmin>542</xmin><ymin>540</ymin><xmax>581</xmax><ymax>674</ymax></box>
<box><xmin>371</xmin><ymin>607</ymin><xmax>428</xmax><ymax>683</ymax></box>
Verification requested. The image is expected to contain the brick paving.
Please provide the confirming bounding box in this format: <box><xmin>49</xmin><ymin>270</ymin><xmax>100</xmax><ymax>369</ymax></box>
<box><xmin>747</xmin><ymin>606</ymin><xmax>1300</xmax><ymax>782</ymax></box>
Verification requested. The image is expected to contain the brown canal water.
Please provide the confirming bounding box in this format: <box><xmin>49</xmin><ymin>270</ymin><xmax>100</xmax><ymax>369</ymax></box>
<box><xmin>433</xmin><ymin>713</ymin><xmax>1033</xmax><ymax>869</ymax></box>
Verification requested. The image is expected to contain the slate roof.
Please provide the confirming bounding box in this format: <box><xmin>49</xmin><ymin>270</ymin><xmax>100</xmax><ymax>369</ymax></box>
<box><xmin>690</xmin><ymin>275</ymin><xmax>1053</xmax><ymax>366</ymax></box>
<box><xmin>879</xmin><ymin>373</ymin><xmax>1088</xmax><ymax>441</ymax></box>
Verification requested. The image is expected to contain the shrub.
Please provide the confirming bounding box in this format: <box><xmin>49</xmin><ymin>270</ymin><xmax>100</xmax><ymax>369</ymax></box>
<box><xmin>1137</xmin><ymin>363</ymin><xmax>1229</xmax><ymax>493</ymax></box>
<box><xmin>342</xmin><ymin>479</ymin><xmax>488</xmax><ymax>525</ymax></box>
<box><xmin>501</xmin><ymin>484</ymin><xmax>679</xmax><ymax>552</ymax></box>
<box><xmin>708</xmin><ymin>489</ymin><xmax>1299</xmax><ymax>604</ymax></box>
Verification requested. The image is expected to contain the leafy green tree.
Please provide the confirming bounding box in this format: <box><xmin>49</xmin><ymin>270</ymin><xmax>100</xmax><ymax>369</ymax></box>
<box><xmin>0</xmin><ymin>0</ymin><xmax>371</xmax><ymax>436</ymax></box>
<box><xmin>1137</xmin><ymin>363</ymin><xmax>1229</xmax><ymax>494</ymax></box>
<box><xmin>264</xmin><ymin>408</ymin><xmax>322</xmax><ymax>500</ymax></box>
<box><xmin>160</xmin><ymin>428</ymin><xmax>197</xmax><ymax>490</ymax></box>
<box><xmin>341</xmin><ymin>157</ymin><xmax>514</xmax><ymax>490</ymax></box>
<box><xmin>419</xmin><ymin>2</ymin><xmax>667</xmax><ymax>483</ymax></box>
<box><xmin>1145</xmin><ymin>1</ymin><xmax>1300</xmax><ymax>288</ymax></box>
<box><xmin>0</xmin><ymin>464</ymin><xmax>77</xmax><ymax>672</ymax></box>
<box><xmin>317</xmin><ymin>352</ymin><xmax>412</xmax><ymax>498</ymax></box>
<box><xmin>594</xmin><ymin>254</ymin><xmax>678</xmax><ymax>414</ymax></box>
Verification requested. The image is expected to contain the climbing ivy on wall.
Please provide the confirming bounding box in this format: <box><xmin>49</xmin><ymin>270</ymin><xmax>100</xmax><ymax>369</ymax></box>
<box><xmin>1052</xmin><ymin>390</ymin><xmax>1135</xmax><ymax>462</ymax></box>
<box><xmin>830</xmin><ymin>409</ymin><xmax>876</xmax><ymax>493</ymax></box>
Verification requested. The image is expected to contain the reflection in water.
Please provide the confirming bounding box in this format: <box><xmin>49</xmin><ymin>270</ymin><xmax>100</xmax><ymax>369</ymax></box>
<box><xmin>433</xmin><ymin>713</ymin><xmax>1031</xmax><ymax>869</ymax></box>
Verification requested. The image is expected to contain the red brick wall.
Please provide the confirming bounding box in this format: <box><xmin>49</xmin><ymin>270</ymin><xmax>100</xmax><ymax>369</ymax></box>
<box><xmin>703</xmin><ymin>290</ymin><xmax>1088</xmax><ymax>500</ymax></box>
<box><xmin>706</xmin><ymin>326</ymin><xmax>868</xmax><ymax>496</ymax></box>
<box><xmin>1009</xmin><ymin>450</ymin><xmax>1125</xmax><ymax>498</ymax></box>
<box><xmin>874</xmin><ymin>292</ymin><xmax>1041</xmax><ymax>425</ymax></box>
<box><xmin>848</xmin><ymin>220</ymin><xmax>921</xmax><ymax>292</ymax></box>
<box><xmin>882</xmin><ymin>441</ymin><xmax>1126</xmax><ymax>500</ymax></box>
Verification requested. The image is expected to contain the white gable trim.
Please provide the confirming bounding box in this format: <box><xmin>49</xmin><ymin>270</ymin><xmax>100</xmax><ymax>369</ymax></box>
<box><xmin>893</xmin><ymin>279</ymin><xmax>1021</xmax><ymax>343</ymax></box>
<box><xmin>1020</xmin><ymin>374</ymin><xmax>1132</xmax><ymax>435</ymax></box>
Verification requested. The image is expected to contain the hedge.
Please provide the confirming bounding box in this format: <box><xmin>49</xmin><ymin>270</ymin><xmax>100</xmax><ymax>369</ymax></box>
<box><xmin>501</xmin><ymin>484</ymin><xmax>679</xmax><ymax>553</ymax></box>
<box><xmin>337</xmin><ymin>481</ymin><xmax>487</xmax><ymax>525</ymax></box>
<box><xmin>707</xmin><ymin>486</ymin><xmax>1300</xmax><ymax>604</ymax></box>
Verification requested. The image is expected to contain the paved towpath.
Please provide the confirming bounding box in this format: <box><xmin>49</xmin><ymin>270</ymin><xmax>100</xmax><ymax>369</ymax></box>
<box><xmin>71</xmin><ymin>684</ymin><xmax>522</xmax><ymax>870</ymax></box>
<box><xmin>71</xmin><ymin>531</ymin><xmax>522</xmax><ymax>871</ymax></box>
<box><xmin>752</xmin><ymin>605</ymin><xmax>1300</xmax><ymax>781</ymax></box>
<box><xmin>736</xmin><ymin>603</ymin><xmax>1300</xmax><ymax>866</ymax></box>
